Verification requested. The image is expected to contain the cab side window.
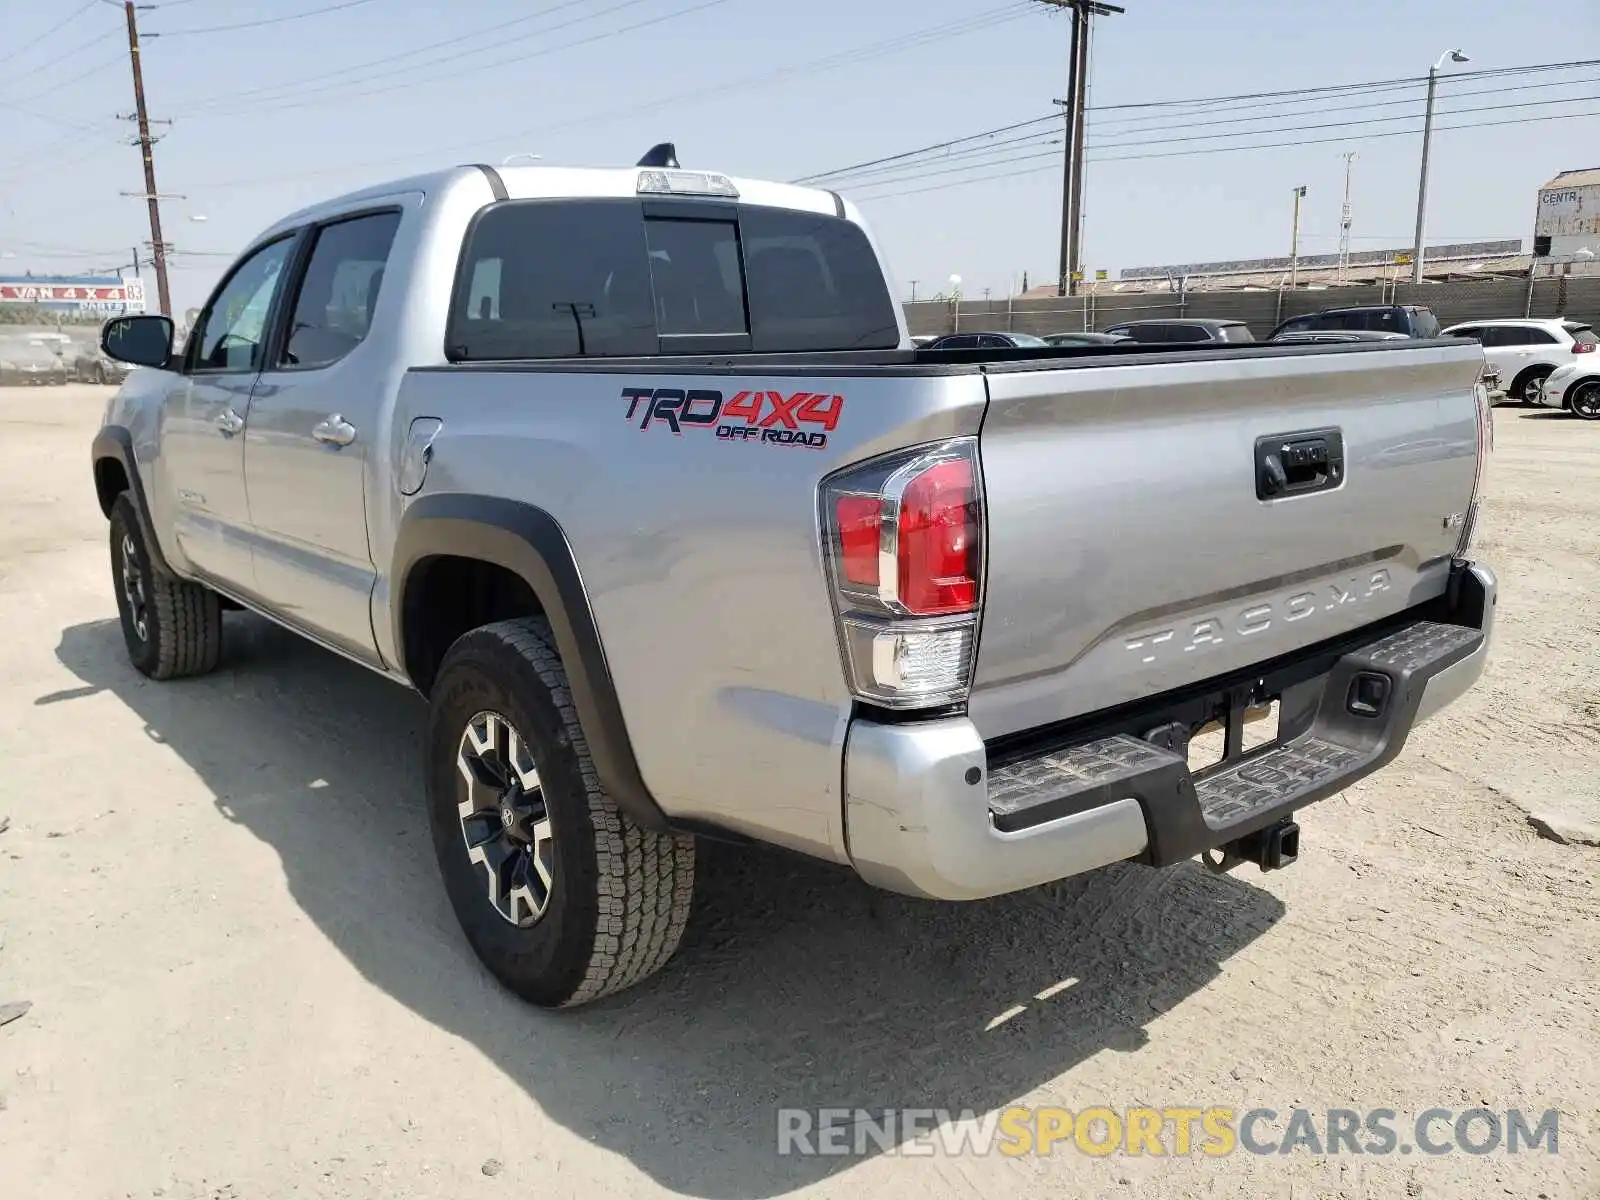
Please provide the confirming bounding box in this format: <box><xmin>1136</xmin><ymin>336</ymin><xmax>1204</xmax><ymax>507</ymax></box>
<box><xmin>281</xmin><ymin>211</ymin><xmax>402</xmax><ymax>370</ymax></box>
<box><xmin>189</xmin><ymin>237</ymin><xmax>296</xmax><ymax>373</ymax></box>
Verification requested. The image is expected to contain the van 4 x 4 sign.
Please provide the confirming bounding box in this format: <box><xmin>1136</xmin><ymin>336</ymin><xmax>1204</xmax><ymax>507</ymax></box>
<box><xmin>0</xmin><ymin>279</ymin><xmax>146</xmax><ymax>311</ymax></box>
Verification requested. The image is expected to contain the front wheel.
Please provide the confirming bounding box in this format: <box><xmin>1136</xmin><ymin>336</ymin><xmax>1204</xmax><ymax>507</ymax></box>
<box><xmin>1514</xmin><ymin>366</ymin><xmax>1553</xmax><ymax>404</ymax></box>
<box><xmin>108</xmin><ymin>494</ymin><xmax>222</xmax><ymax>679</ymax></box>
<box><xmin>1570</xmin><ymin>380</ymin><xmax>1600</xmax><ymax>420</ymax></box>
<box><xmin>425</xmin><ymin>618</ymin><xmax>695</xmax><ymax>1008</ymax></box>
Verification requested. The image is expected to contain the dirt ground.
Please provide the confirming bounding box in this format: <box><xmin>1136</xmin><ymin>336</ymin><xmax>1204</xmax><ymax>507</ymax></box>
<box><xmin>0</xmin><ymin>385</ymin><xmax>1595</xmax><ymax>1200</ymax></box>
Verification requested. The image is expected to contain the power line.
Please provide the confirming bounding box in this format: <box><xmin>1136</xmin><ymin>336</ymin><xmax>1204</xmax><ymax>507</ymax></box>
<box><xmin>178</xmin><ymin>0</ymin><xmax>716</xmax><ymax>116</ymax></box>
<box><xmin>0</xmin><ymin>94</ymin><xmax>117</xmax><ymax>138</ymax></box>
<box><xmin>0</xmin><ymin>0</ymin><xmax>101</xmax><ymax>68</ymax></box>
<box><xmin>166</xmin><ymin>0</ymin><xmax>599</xmax><ymax>110</ymax></box>
<box><xmin>0</xmin><ymin>27</ymin><xmax>120</xmax><ymax>91</ymax></box>
<box><xmin>801</xmin><ymin>56</ymin><xmax>1600</xmax><ymax>188</ymax></box>
<box><xmin>173</xmin><ymin>4</ymin><xmax>1022</xmax><ymax>193</ymax></box>
<box><xmin>1084</xmin><ymin>56</ymin><xmax>1600</xmax><ymax>114</ymax></box>
<box><xmin>814</xmin><ymin>83</ymin><xmax>1600</xmax><ymax>189</ymax></box>
<box><xmin>849</xmin><ymin>105</ymin><xmax>1600</xmax><ymax>201</ymax></box>
<box><xmin>794</xmin><ymin>114</ymin><xmax>1059</xmax><ymax>184</ymax></box>
<box><xmin>1088</xmin><ymin>72</ymin><xmax>1600</xmax><ymax>134</ymax></box>
<box><xmin>156</xmin><ymin>0</ymin><xmax>379</xmax><ymax>36</ymax></box>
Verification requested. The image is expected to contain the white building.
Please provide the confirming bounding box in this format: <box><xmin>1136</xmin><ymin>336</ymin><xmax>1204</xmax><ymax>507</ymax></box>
<box><xmin>1534</xmin><ymin>168</ymin><xmax>1600</xmax><ymax>259</ymax></box>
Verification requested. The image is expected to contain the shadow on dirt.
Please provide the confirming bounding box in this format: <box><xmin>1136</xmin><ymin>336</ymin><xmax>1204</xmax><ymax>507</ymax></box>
<box><xmin>50</xmin><ymin>615</ymin><xmax>1285</xmax><ymax>1198</ymax></box>
<box><xmin>1514</xmin><ymin>409</ymin><xmax>1580</xmax><ymax>420</ymax></box>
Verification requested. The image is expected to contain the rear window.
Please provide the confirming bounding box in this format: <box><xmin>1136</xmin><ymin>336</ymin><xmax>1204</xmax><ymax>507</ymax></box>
<box><xmin>447</xmin><ymin>198</ymin><xmax>899</xmax><ymax>360</ymax></box>
<box><xmin>1567</xmin><ymin>325</ymin><xmax>1597</xmax><ymax>346</ymax></box>
<box><xmin>1219</xmin><ymin>324</ymin><xmax>1256</xmax><ymax>343</ymax></box>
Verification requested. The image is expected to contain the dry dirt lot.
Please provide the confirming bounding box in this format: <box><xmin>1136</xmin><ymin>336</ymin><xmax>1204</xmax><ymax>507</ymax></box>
<box><xmin>0</xmin><ymin>385</ymin><xmax>1596</xmax><ymax>1200</ymax></box>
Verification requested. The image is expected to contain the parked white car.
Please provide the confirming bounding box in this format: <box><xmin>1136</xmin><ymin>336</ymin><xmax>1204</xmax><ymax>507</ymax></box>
<box><xmin>1441</xmin><ymin>318</ymin><xmax>1598</xmax><ymax>404</ymax></box>
<box><xmin>1535</xmin><ymin>360</ymin><xmax>1600</xmax><ymax>420</ymax></box>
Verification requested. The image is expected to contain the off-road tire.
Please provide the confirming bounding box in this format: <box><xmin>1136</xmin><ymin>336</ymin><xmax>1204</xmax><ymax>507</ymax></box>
<box><xmin>109</xmin><ymin>493</ymin><xmax>222</xmax><ymax>680</ymax></box>
<box><xmin>1567</xmin><ymin>379</ymin><xmax>1600</xmax><ymax>420</ymax></box>
<box><xmin>425</xmin><ymin>617</ymin><xmax>695</xmax><ymax>1008</ymax></box>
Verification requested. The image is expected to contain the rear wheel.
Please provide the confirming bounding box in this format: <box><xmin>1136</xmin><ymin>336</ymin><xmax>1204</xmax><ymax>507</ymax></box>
<box><xmin>425</xmin><ymin>617</ymin><xmax>695</xmax><ymax>1008</ymax></box>
<box><xmin>1570</xmin><ymin>380</ymin><xmax>1600</xmax><ymax>420</ymax></box>
<box><xmin>108</xmin><ymin>494</ymin><xmax>222</xmax><ymax>679</ymax></box>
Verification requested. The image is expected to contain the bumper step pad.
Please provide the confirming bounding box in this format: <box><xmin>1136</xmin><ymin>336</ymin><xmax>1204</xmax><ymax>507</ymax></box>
<box><xmin>1196</xmin><ymin>735</ymin><xmax>1361</xmax><ymax>828</ymax></box>
<box><xmin>985</xmin><ymin>617</ymin><xmax>1485</xmax><ymax>866</ymax></box>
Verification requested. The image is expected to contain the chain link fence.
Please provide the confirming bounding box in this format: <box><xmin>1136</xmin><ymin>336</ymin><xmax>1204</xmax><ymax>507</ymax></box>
<box><xmin>905</xmin><ymin>276</ymin><xmax>1600</xmax><ymax>339</ymax></box>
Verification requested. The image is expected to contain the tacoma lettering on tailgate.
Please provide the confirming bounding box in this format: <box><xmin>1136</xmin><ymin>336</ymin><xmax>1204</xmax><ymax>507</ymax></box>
<box><xmin>1124</xmin><ymin>569</ymin><xmax>1393</xmax><ymax>666</ymax></box>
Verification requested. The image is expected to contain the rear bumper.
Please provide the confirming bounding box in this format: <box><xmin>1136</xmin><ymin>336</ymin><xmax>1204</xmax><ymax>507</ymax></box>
<box><xmin>843</xmin><ymin>561</ymin><xmax>1496</xmax><ymax>900</ymax></box>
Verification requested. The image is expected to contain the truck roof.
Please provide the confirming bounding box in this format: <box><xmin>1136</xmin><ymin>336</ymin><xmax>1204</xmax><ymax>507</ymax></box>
<box><xmin>264</xmin><ymin>163</ymin><xmax>851</xmax><ymax>242</ymax></box>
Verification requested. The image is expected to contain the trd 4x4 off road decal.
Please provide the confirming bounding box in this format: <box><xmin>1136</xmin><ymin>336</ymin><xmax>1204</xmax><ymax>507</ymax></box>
<box><xmin>622</xmin><ymin>387</ymin><xmax>843</xmax><ymax>449</ymax></box>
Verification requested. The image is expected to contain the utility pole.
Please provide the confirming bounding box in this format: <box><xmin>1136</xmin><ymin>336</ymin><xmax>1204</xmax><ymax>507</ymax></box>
<box><xmin>118</xmin><ymin>1</ymin><xmax>171</xmax><ymax>317</ymax></box>
<box><xmin>909</xmin><ymin>279</ymin><xmax>919</xmax><ymax>302</ymax></box>
<box><xmin>1337</xmin><ymin>152</ymin><xmax>1356</xmax><ymax>284</ymax></box>
<box><xmin>1041</xmin><ymin>1</ymin><xmax>1123</xmax><ymax>296</ymax></box>
<box><xmin>1289</xmin><ymin>185</ymin><xmax>1307</xmax><ymax>291</ymax></box>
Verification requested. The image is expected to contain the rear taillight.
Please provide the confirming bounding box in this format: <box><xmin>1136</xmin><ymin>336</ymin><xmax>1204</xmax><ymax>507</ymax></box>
<box><xmin>1573</xmin><ymin>341</ymin><xmax>1595</xmax><ymax>354</ymax></box>
<box><xmin>821</xmin><ymin>438</ymin><xmax>983</xmax><ymax>709</ymax></box>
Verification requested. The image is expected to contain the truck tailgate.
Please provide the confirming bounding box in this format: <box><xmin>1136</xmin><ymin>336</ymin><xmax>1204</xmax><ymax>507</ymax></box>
<box><xmin>969</xmin><ymin>342</ymin><xmax>1483</xmax><ymax>740</ymax></box>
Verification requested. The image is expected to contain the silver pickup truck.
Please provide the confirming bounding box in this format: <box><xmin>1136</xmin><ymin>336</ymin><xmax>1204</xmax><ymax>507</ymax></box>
<box><xmin>90</xmin><ymin>153</ymin><xmax>1497</xmax><ymax>1008</ymax></box>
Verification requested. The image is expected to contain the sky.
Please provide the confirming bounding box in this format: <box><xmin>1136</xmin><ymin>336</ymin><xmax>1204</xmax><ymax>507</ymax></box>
<box><xmin>2</xmin><ymin>0</ymin><xmax>1598</xmax><ymax>313</ymax></box>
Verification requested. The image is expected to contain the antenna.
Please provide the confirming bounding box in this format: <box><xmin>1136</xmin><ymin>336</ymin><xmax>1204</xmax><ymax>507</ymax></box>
<box><xmin>637</xmin><ymin>142</ymin><xmax>679</xmax><ymax>168</ymax></box>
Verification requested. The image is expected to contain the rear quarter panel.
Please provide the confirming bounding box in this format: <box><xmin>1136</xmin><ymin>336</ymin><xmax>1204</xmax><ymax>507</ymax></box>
<box><xmin>390</xmin><ymin>366</ymin><xmax>986</xmax><ymax>861</ymax></box>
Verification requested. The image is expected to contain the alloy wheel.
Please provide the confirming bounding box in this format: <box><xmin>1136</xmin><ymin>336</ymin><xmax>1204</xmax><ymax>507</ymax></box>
<box><xmin>119</xmin><ymin>533</ymin><xmax>149</xmax><ymax>642</ymax></box>
<box><xmin>455</xmin><ymin>711</ymin><xmax>555</xmax><ymax>927</ymax></box>
<box><xmin>1571</xmin><ymin>382</ymin><xmax>1600</xmax><ymax>420</ymax></box>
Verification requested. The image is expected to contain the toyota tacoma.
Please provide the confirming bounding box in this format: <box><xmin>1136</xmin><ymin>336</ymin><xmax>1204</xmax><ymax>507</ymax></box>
<box><xmin>90</xmin><ymin>149</ymin><xmax>1497</xmax><ymax>1008</ymax></box>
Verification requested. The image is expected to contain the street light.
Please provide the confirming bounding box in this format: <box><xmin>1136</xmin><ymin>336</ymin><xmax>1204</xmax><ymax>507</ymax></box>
<box><xmin>1411</xmin><ymin>48</ymin><xmax>1470</xmax><ymax>284</ymax></box>
<box><xmin>1289</xmin><ymin>185</ymin><xmax>1308</xmax><ymax>291</ymax></box>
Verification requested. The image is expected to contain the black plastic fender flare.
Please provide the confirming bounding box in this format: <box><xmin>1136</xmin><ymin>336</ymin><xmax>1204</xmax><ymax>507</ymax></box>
<box><xmin>91</xmin><ymin>425</ymin><xmax>176</xmax><ymax>578</ymax></box>
<box><xmin>390</xmin><ymin>494</ymin><xmax>669</xmax><ymax>832</ymax></box>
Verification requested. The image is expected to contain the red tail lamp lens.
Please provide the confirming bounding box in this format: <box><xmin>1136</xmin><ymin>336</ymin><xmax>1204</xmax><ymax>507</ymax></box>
<box><xmin>835</xmin><ymin>495</ymin><xmax>883</xmax><ymax>587</ymax></box>
<box><xmin>897</xmin><ymin>459</ymin><xmax>978</xmax><ymax>615</ymax></box>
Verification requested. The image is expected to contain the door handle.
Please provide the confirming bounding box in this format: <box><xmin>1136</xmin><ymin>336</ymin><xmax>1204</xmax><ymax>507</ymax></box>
<box><xmin>214</xmin><ymin>408</ymin><xmax>245</xmax><ymax>436</ymax></box>
<box><xmin>312</xmin><ymin>414</ymin><xmax>357</xmax><ymax>447</ymax></box>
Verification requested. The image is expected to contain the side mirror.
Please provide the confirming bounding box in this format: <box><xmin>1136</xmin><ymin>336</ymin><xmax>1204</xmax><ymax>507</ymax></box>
<box><xmin>102</xmin><ymin>314</ymin><xmax>175</xmax><ymax>369</ymax></box>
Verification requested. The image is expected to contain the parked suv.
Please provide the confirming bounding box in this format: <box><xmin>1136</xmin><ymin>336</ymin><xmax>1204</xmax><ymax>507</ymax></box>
<box><xmin>1270</xmin><ymin>305</ymin><xmax>1441</xmax><ymax>342</ymax></box>
<box><xmin>1099</xmin><ymin>318</ymin><xmax>1255</xmax><ymax>344</ymax></box>
<box><xmin>1441</xmin><ymin>318</ymin><xmax>1598</xmax><ymax>404</ymax></box>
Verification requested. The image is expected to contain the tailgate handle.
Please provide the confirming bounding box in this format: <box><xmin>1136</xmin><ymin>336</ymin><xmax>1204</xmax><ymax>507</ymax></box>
<box><xmin>1255</xmin><ymin>429</ymin><xmax>1344</xmax><ymax>500</ymax></box>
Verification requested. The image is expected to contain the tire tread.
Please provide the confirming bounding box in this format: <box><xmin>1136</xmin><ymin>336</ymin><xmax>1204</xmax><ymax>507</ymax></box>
<box><xmin>449</xmin><ymin>618</ymin><xmax>693</xmax><ymax>1007</ymax></box>
<box><xmin>110</xmin><ymin>494</ymin><xmax>221</xmax><ymax>680</ymax></box>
